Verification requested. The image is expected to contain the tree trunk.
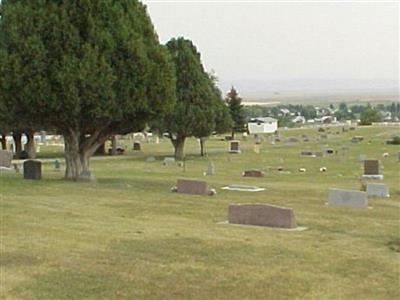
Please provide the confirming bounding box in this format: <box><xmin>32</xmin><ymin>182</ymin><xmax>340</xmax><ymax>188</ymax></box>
<box><xmin>94</xmin><ymin>142</ymin><xmax>106</xmax><ymax>156</ymax></box>
<box><xmin>24</xmin><ymin>130</ymin><xmax>36</xmax><ymax>159</ymax></box>
<box><xmin>64</xmin><ymin>130</ymin><xmax>110</xmax><ymax>181</ymax></box>
<box><xmin>200</xmin><ymin>138</ymin><xmax>206</xmax><ymax>156</ymax></box>
<box><xmin>231</xmin><ymin>130</ymin><xmax>235</xmax><ymax>139</ymax></box>
<box><xmin>0</xmin><ymin>134</ymin><xmax>6</xmax><ymax>150</ymax></box>
<box><xmin>64</xmin><ymin>132</ymin><xmax>83</xmax><ymax>180</ymax></box>
<box><xmin>12</xmin><ymin>132</ymin><xmax>22</xmax><ymax>158</ymax></box>
<box><xmin>110</xmin><ymin>135</ymin><xmax>117</xmax><ymax>155</ymax></box>
<box><xmin>172</xmin><ymin>135</ymin><xmax>186</xmax><ymax>160</ymax></box>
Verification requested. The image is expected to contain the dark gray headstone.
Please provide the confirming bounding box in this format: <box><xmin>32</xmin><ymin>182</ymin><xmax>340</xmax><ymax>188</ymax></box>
<box><xmin>23</xmin><ymin>160</ymin><xmax>42</xmax><ymax>180</ymax></box>
<box><xmin>133</xmin><ymin>142</ymin><xmax>141</xmax><ymax>151</ymax></box>
<box><xmin>364</xmin><ymin>160</ymin><xmax>379</xmax><ymax>175</ymax></box>
<box><xmin>229</xmin><ymin>141</ymin><xmax>240</xmax><ymax>153</ymax></box>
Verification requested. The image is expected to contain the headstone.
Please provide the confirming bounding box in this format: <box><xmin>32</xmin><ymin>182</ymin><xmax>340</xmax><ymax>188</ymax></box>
<box><xmin>176</xmin><ymin>179</ymin><xmax>208</xmax><ymax>195</ymax></box>
<box><xmin>229</xmin><ymin>140</ymin><xmax>241</xmax><ymax>153</ymax></box>
<box><xmin>23</xmin><ymin>160</ymin><xmax>42</xmax><ymax>180</ymax></box>
<box><xmin>324</xmin><ymin>148</ymin><xmax>335</xmax><ymax>156</ymax></box>
<box><xmin>254</xmin><ymin>145</ymin><xmax>260</xmax><ymax>154</ymax></box>
<box><xmin>163</xmin><ymin>157</ymin><xmax>175</xmax><ymax>165</ymax></box>
<box><xmin>133</xmin><ymin>142</ymin><xmax>141</xmax><ymax>151</ymax></box>
<box><xmin>205</xmin><ymin>161</ymin><xmax>215</xmax><ymax>176</ymax></box>
<box><xmin>301</xmin><ymin>150</ymin><xmax>314</xmax><ymax>157</ymax></box>
<box><xmin>146</xmin><ymin>156</ymin><xmax>156</xmax><ymax>162</ymax></box>
<box><xmin>0</xmin><ymin>150</ymin><xmax>13</xmax><ymax>168</ymax></box>
<box><xmin>243</xmin><ymin>170</ymin><xmax>265</xmax><ymax>177</ymax></box>
<box><xmin>366</xmin><ymin>183</ymin><xmax>390</xmax><ymax>198</ymax></box>
<box><xmin>327</xmin><ymin>188</ymin><xmax>368</xmax><ymax>208</ymax></box>
<box><xmin>364</xmin><ymin>160</ymin><xmax>379</xmax><ymax>175</ymax></box>
<box><xmin>54</xmin><ymin>159</ymin><xmax>61</xmax><ymax>172</ymax></box>
<box><xmin>228</xmin><ymin>203</ymin><xmax>297</xmax><ymax>229</ymax></box>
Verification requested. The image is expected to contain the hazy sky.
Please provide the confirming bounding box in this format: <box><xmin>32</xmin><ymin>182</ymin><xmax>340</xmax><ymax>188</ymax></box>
<box><xmin>143</xmin><ymin>0</ymin><xmax>398</xmax><ymax>90</ymax></box>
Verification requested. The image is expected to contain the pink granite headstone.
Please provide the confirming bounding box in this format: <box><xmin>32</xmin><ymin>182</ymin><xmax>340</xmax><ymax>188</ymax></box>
<box><xmin>228</xmin><ymin>203</ymin><xmax>297</xmax><ymax>229</ymax></box>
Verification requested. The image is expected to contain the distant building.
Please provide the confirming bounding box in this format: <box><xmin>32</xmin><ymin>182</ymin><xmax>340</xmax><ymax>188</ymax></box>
<box><xmin>292</xmin><ymin>116</ymin><xmax>306</xmax><ymax>124</ymax></box>
<box><xmin>248</xmin><ymin>117</ymin><xmax>278</xmax><ymax>134</ymax></box>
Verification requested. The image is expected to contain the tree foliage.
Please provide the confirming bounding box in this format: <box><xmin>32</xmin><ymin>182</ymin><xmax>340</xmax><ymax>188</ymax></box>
<box><xmin>360</xmin><ymin>105</ymin><xmax>382</xmax><ymax>125</ymax></box>
<box><xmin>225</xmin><ymin>87</ymin><xmax>245</xmax><ymax>137</ymax></box>
<box><xmin>158</xmin><ymin>37</ymin><xmax>228</xmax><ymax>159</ymax></box>
<box><xmin>0</xmin><ymin>0</ymin><xmax>176</xmax><ymax>179</ymax></box>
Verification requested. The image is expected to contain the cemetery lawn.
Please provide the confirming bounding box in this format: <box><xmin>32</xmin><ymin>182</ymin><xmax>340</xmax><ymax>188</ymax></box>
<box><xmin>1</xmin><ymin>126</ymin><xmax>399</xmax><ymax>300</ymax></box>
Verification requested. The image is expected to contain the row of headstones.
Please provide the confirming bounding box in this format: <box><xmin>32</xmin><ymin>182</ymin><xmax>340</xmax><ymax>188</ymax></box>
<box><xmin>173</xmin><ymin>177</ymin><xmax>390</xmax><ymax>229</ymax></box>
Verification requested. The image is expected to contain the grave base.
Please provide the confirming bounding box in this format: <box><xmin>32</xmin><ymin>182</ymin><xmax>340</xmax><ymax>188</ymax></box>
<box><xmin>361</xmin><ymin>175</ymin><xmax>384</xmax><ymax>180</ymax></box>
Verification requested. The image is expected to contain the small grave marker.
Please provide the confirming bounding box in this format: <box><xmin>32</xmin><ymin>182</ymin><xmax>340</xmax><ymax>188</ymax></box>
<box><xmin>133</xmin><ymin>142</ymin><xmax>141</xmax><ymax>151</ymax></box>
<box><xmin>243</xmin><ymin>170</ymin><xmax>265</xmax><ymax>177</ymax></box>
<box><xmin>229</xmin><ymin>140</ymin><xmax>241</xmax><ymax>153</ymax></box>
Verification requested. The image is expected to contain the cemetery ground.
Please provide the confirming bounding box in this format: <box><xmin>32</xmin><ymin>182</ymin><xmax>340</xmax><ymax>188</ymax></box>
<box><xmin>1</xmin><ymin>126</ymin><xmax>399</xmax><ymax>300</ymax></box>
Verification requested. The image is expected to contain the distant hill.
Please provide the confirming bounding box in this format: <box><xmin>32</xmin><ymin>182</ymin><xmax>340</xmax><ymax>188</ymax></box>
<box><xmin>217</xmin><ymin>78</ymin><xmax>398</xmax><ymax>104</ymax></box>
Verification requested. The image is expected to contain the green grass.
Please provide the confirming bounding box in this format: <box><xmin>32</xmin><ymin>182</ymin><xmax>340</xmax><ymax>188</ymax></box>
<box><xmin>1</xmin><ymin>126</ymin><xmax>399</xmax><ymax>299</ymax></box>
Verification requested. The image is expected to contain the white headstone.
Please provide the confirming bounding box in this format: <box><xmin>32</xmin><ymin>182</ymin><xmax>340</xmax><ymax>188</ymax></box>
<box><xmin>328</xmin><ymin>188</ymin><xmax>368</xmax><ymax>208</ymax></box>
<box><xmin>366</xmin><ymin>183</ymin><xmax>390</xmax><ymax>198</ymax></box>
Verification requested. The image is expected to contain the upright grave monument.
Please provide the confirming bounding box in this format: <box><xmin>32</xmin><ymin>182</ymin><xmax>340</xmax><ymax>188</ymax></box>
<box><xmin>229</xmin><ymin>140</ymin><xmax>241</xmax><ymax>153</ymax></box>
<box><xmin>176</xmin><ymin>179</ymin><xmax>212</xmax><ymax>196</ymax></box>
<box><xmin>23</xmin><ymin>160</ymin><xmax>42</xmax><ymax>180</ymax></box>
<box><xmin>362</xmin><ymin>160</ymin><xmax>383</xmax><ymax>179</ymax></box>
<box><xmin>366</xmin><ymin>183</ymin><xmax>390</xmax><ymax>198</ymax></box>
<box><xmin>0</xmin><ymin>150</ymin><xmax>13</xmax><ymax>168</ymax></box>
<box><xmin>228</xmin><ymin>203</ymin><xmax>297</xmax><ymax>229</ymax></box>
<box><xmin>327</xmin><ymin>188</ymin><xmax>368</xmax><ymax>208</ymax></box>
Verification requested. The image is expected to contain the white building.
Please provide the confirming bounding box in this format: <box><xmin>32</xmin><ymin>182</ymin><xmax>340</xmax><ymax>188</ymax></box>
<box><xmin>248</xmin><ymin>117</ymin><xmax>278</xmax><ymax>134</ymax></box>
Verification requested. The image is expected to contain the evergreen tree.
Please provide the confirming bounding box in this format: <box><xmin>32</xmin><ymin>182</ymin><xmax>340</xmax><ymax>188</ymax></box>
<box><xmin>0</xmin><ymin>0</ymin><xmax>176</xmax><ymax>180</ymax></box>
<box><xmin>225</xmin><ymin>87</ymin><xmax>245</xmax><ymax>138</ymax></box>
<box><xmin>159</xmin><ymin>37</ymin><xmax>221</xmax><ymax>159</ymax></box>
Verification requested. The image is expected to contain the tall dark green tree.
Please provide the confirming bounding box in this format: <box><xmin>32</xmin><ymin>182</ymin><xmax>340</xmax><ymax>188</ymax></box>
<box><xmin>360</xmin><ymin>105</ymin><xmax>382</xmax><ymax>125</ymax></box>
<box><xmin>195</xmin><ymin>81</ymin><xmax>232</xmax><ymax>156</ymax></box>
<box><xmin>0</xmin><ymin>0</ymin><xmax>176</xmax><ymax>180</ymax></box>
<box><xmin>225</xmin><ymin>87</ymin><xmax>245</xmax><ymax>138</ymax></box>
<box><xmin>159</xmin><ymin>37</ymin><xmax>221</xmax><ymax>160</ymax></box>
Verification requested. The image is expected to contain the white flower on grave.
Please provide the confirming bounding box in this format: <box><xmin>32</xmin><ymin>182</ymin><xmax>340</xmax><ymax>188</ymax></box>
<box><xmin>299</xmin><ymin>168</ymin><xmax>306</xmax><ymax>172</ymax></box>
<box><xmin>209</xmin><ymin>189</ymin><xmax>217</xmax><ymax>196</ymax></box>
<box><xmin>171</xmin><ymin>186</ymin><xmax>177</xmax><ymax>192</ymax></box>
<box><xmin>320</xmin><ymin>167</ymin><xmax>327</xmax><ymax>172</ymax></box>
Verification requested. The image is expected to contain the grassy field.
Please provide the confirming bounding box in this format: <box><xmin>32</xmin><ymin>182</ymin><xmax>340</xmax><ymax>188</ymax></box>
<box><xmin>1</xmin><ymin>126</ymin><xmax>399</xmax><ymax>299</ymax></box>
